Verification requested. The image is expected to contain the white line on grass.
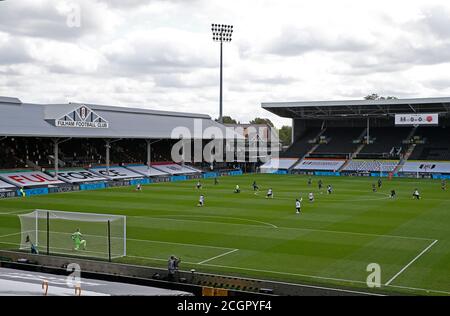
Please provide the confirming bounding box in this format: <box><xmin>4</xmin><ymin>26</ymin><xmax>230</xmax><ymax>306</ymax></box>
<box><xmin>385</xmin><ymin>239</ymin><xmax>438</xmax><ymax>286</ymax></box>
<box><xmin>127</xmin><ymin>253</ymin><xmax>383</xmax><ymax>296</ymax></box>
<box><xmin>147</xmin><ymin>214</ymin><xmax>278</xmax><ymax>228</ymax></box>
<box><xmin>14</xmin><ymin>230</ymin><xmax>235</xmax><ymax>252</ymax></box>
<box><xmin>123</xmin><ymin>252</ymin><xmax>368</xmax><ymax>285</ymax></box>
<box><xmin>198</xmin><ymin>249</ymin><xmax>239</xmax><ymax>265</ymax></box>
<box><xmin>133</xmin><ymin>215</ymin><xmax>435</xmax><ymax>242</ymax></box>
<box><xmin>0</xmin><ymin>232</ymin><xmax>23</xmax><ymax>239</ymax></box>
<box><xmin>0</xmin><ymin>209</ymin><xmax>33</xmax><ymax>216</ymax></box>
<box><xmin>2</xmin><ymin>240</ymin><xmax>447</xmax><ymax>295</ymax></box>
<box><xmin>127</xmin><ymin>237</ymin><xmax>235</xmax><ymax>251</ymax></box>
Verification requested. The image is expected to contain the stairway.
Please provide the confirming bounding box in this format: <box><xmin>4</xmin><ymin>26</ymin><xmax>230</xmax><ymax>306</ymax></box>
<box><xmin>393</xmin><ymin>143</ymin><xmax>416</xmax><ymax>174</ymax></box>
<box><xmin>351</xmin><ymin>143</ymin><xmax>366</xmax><ymax>158</ymax></box>
<box><xmin>289</xmin><ymin>143</ymin><xmax>321</xmax><ymax>171</ymax></box>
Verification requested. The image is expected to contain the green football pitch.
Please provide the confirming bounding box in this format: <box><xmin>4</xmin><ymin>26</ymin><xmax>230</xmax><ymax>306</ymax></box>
<box><xmin>0</xmin><ymin>174</ymin><xmax>449</xmax><ymax>295</ymax></box>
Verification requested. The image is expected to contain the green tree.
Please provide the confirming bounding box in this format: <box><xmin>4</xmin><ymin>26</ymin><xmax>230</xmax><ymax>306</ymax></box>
<box><xmin>249</xmin><ymin>118</ymin><xmax>274</xmax><ymax>127</ymax></box>
<box><xmin>216</xmin><ymin>116</ymin><xmax>237</xmax><ymax>124</ymax></box>
<box><xmin>364</xmin><ymin>94</ymin><xmax>398</xmax><ymax>100</ymax></box>
<box><xmin>278</xmin><ymin>125</ymin><xmax>292</xmax><ymax>146</ymax></box>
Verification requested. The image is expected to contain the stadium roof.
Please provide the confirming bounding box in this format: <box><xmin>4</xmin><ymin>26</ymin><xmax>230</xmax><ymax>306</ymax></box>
<box><xmin>0</xmin><ymin>96</ymin><xmax>243</xmax><ymax>139</ymax></box>
<box><xmin>262</xmin><ymin>97</ymin><xmax>450</xmax><ymax>119</ymax></box>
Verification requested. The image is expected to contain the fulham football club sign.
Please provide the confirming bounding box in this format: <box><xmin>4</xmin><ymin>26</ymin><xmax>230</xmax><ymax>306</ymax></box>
<box><xmin>54</xmin><ymin>105</ymin><xmax>109</xmax><ymax>129</ymax></box>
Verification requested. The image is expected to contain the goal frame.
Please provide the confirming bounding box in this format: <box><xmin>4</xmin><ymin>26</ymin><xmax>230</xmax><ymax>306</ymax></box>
<box><xmin>19</xmin><ymin>209</ymin><xmax>126</xmax><ymax>261</ymax></box>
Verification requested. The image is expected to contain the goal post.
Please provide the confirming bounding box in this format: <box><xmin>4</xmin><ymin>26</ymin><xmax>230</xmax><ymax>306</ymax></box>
<box><xmin>18</xmin><ymin>210</ymin><xmax>126</xmax><ymax>260</ymax></box>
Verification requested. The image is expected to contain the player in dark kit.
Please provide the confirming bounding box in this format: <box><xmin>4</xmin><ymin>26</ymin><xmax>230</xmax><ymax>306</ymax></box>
<box><xmin>390</xmin><ymin>189</ymin><xmax>396</xmax><ymax>198</ymax></box>
<box><xmin>308</xmin><ymin>178</ymin><xmax>312</xmax><ymax>186</ymax></box>
<box><xmin>318</xmin><ymin>179</ymin><xmax>323</xmax><ymax>191</ymax></box>
<box><xmin>442</xmin><ymin>179</ymin><xmax>447</xmax><ymax>191</ymax></box>
<box><xmin>252</xmin><ymin>181</ymin><xmax>259</xmax><ymax>193</ymax></box>
<box><xmin>372</xmin><ymin>183</ymin><xmax>377</xmax><ymax>192</ymax></box>
<box><xmin>378</xmin><ymin>178</ymin><xmax>382</xmax><ymax>189</ymax></box>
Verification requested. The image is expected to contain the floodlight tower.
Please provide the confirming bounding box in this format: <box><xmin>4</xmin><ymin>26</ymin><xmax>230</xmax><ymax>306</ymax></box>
<box><xmin>211</xmin><ymin>24</ymin><xmax>233</xmax><ymax>123</ymax></box>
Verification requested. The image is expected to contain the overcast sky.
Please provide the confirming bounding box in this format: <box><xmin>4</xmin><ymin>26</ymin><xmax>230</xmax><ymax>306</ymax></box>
<box><xmin>1</xmin><ymin>0</ymin><xmax>450</xmax><ymax>127</ymax></box>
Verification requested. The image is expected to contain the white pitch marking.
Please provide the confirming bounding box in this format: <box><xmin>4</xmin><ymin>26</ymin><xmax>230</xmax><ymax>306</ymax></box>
<box><xmin>133</xmin><ymin>215</ymin><xmax>434</xmax><ymax>241</ymax></box>
<box><xmin>385</xmin><ymin>239</ymin><xmax>438</xmax><ymax>286</ymax></box>
<box><xmin>198</xmin><ymin>249</ymin><xmax>239</xmax><ymax>265</ymax></box>
<box><xmin>0</xmin><ymin>232</ymin><xmax>22</xmax><ymax>239</ymax></box>
<box><xmin>0</xmin><ymin>210</ymin><xmax>33</xmax><ymax>216</ymax></box>
<box><xmin>127</xmin><ymin>237</ymin><xmax>235</xmax><ymax>251</ymax></box>
<box><xmin>148</xmin><ymin>214</ymin><xmax>279</xmax><ymax>228</ymax></box>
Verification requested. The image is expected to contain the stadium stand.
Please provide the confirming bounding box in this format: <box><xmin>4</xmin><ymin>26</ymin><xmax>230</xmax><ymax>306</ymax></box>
<box><xmin>125</xmin><ymin>165</ymin><xmax>169</xmax><ymax>177</ymax></box>
<box><xmin>293</xmin><ymin>158</ymin><xmax>346</xmax><ymax>171</ymax></box>
<box><xmin>343</xmin><ymin>160</ymin><xmax>399</xmax><ymax>172</ymax></box>
<box><xmin>400</xmin><ymin>161</ymin><xmax>450</xmax><ymax>174</ymax></box>
<box><xmin>89</xmin><ymin>166</ymin><xmax>145</xmax><ymax>180</ymax></box>
<box><xmin>60</xmin><ymin>138</ymin><xmax>104</xmax><ymax>167</ymax></box>
<box><xmin>310</xmin><ymin>127</ymin><xmax>364</xmax><ymax>157</ymax></box>
<box><xmin>409</xmin><ymin>127</ymin><xmax>450</xmax><ymax>160</ymax></box>
<box><xmin>0</xmin><ymin>137</ymin><xmax>52</xmax><ymax>169</ymax></box>
<box><xmin>0</xmin><ymin>139</ymin><xmax>23</xmax><ymax>169</ymax></box>
<box><xmin>281</xmin><ymin>128</ymin><xmax>321</xmax><ymax>158</ymax></box>
<box><xmin>259</xmin><ymin>158</ymin><xmax>298</xmax><ymax>173</ymax></box>
<box><xmin>151</xmin><ymin>162</ymin><xmax>202</xmax><ymax>175</ymax></box>
<box><xmin>356</xmin><ymin>127</ymin><xmax>412</xmax><ymax>159</ymax></box>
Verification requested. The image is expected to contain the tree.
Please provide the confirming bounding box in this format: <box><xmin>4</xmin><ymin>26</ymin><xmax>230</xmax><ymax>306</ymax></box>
<box><xmin>364</xmin><ymin>94</ymin><xmax>398</xmax><ymax>100</ymax></box>
<box><xmin>278</xmin><ymin>125</ymin><xmax>292</xmax><ymax>146</ymax></box>
<box><xmin>216</xmin><ymin>116</ymin><xmax>237</xmax><ymax>124</ymax></box>
<box><xmin>249</xmin><ymin>118</ymin><xmax>274</xmax><ymax>127</ymax></box>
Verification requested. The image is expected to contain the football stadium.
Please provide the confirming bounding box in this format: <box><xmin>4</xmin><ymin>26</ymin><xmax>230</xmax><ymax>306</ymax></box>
<box><xmin>1</xmin><ymin>0</ymin><xmax>450</xmax><ymax>301</ymax></box>
<box><xmin>0</xmin><ymin>96</ymin><xmax>449</xmax><ymax>297</ymax></box>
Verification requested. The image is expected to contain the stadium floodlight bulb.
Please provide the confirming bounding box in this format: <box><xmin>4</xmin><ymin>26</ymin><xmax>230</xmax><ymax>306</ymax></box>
<box><xmin>211</xmin><ymin>23</ymin><xmax>234</xmax><ymax>43</ymax></box>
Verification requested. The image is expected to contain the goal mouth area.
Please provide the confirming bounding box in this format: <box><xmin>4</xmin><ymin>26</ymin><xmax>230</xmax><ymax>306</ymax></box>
<box><xmin>18</xmin><ymin>210</ymin><xmax>126</xmax><ymax>260</ymax></box>
<box><xmin>18</xmin><ymin>209</ymin><xmax>126</xmax><ymax>222</ymax></box>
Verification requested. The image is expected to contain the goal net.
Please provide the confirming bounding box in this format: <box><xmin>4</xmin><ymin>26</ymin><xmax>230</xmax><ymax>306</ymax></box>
<box><xmin>18</xmin><ymin>210</ymin><xmax>126</xmax><ymax>260</ymax></box>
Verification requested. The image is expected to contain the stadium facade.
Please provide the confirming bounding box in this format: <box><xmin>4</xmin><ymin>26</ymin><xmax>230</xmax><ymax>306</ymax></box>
<box><xmin>260</xmin><ymin>97</ymin><xmax>450</xmax><ymax>177</ymax></box>
<box><xmin>0</xmin><ymin>96</ymin><xmax>244</xmax><ymax>198</ymax></box>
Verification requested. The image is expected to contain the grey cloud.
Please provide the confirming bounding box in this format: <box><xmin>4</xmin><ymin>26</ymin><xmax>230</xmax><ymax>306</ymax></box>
<box><xmin>153</xmin><ymin>73</ymin><xmax>217</xmax><ymax>89</ymax></box>
<box><xmin>266</xmin><ymin>27</ymin><xmax>372</xmax><ymax>57</ymax></box>
<box><xmin>97</xmin><ymin>0</ymin><xmax>199</xmax><ymax>9</ymax></box>
<box><xmin>420</xmin><ymin>6</ymin><xmax>450</xmax><ymax>39</ymax></box>
<box><xmin>250</xmin><ymin>76</ymin><xmax>297</xmax><ymax>85</ymax></box>
<box><xmin>333</xmin><ymin>39</ymin><xmax>450</xmax><ymax>76</ymax></box>
<box><xmin>0</xmin><ymin>38</ymin><xmax>32</xmax><ymax>65</ymax></box>
<box><xmin>103</xmin><ymin>37</ymin><xmax>216</xmax><ymax>76</ymax></box>
<box><xmin>424</xmin><ymin>79</ymin><xmax>450</xmax><ymax>90</ymax></box>
<box><xmin>0</xmin><ymin>0</ymin><xmax>104</xmax><ymax>40</ymax></box>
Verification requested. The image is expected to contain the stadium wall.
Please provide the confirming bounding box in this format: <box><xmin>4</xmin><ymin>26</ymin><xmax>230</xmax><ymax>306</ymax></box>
<box><xmin>0</xmin><ymin>250</ymin><xmax>384</xmax><ymax>296</ymax></box>
<box><xmin>0</xmin><ymin>169</ymin><xmax>244</xmax><ymax>199</ymax></box>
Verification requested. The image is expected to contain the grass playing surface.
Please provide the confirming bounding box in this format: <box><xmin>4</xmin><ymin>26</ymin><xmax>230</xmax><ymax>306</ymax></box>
<box><xmin>0</xmin><ymin>174</ymin><xmax>449</xmax><ymax>295</ymax></box>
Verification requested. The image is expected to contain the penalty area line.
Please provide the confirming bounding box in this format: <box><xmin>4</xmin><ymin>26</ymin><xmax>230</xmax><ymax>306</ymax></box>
<box><xmin>198</xmin><ymin>249</ymin><xmax>239</xmax><ymax>265</ymax></box>
<box><xmin>385</xmin><ymin>239</ymin><xmax>438</xmax><ymax>286</ymax></box>
<box><xmin>0</xmin><ymin>232</ymin><xmax>23</xmax><ymax>239</ymax></box>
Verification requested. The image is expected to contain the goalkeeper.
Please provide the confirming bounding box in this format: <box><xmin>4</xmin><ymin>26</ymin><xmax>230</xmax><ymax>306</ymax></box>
<box><xmin>71</xmin><ymin>228</ymin><xmax>87</xmax><ymax>251</ymax></box>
